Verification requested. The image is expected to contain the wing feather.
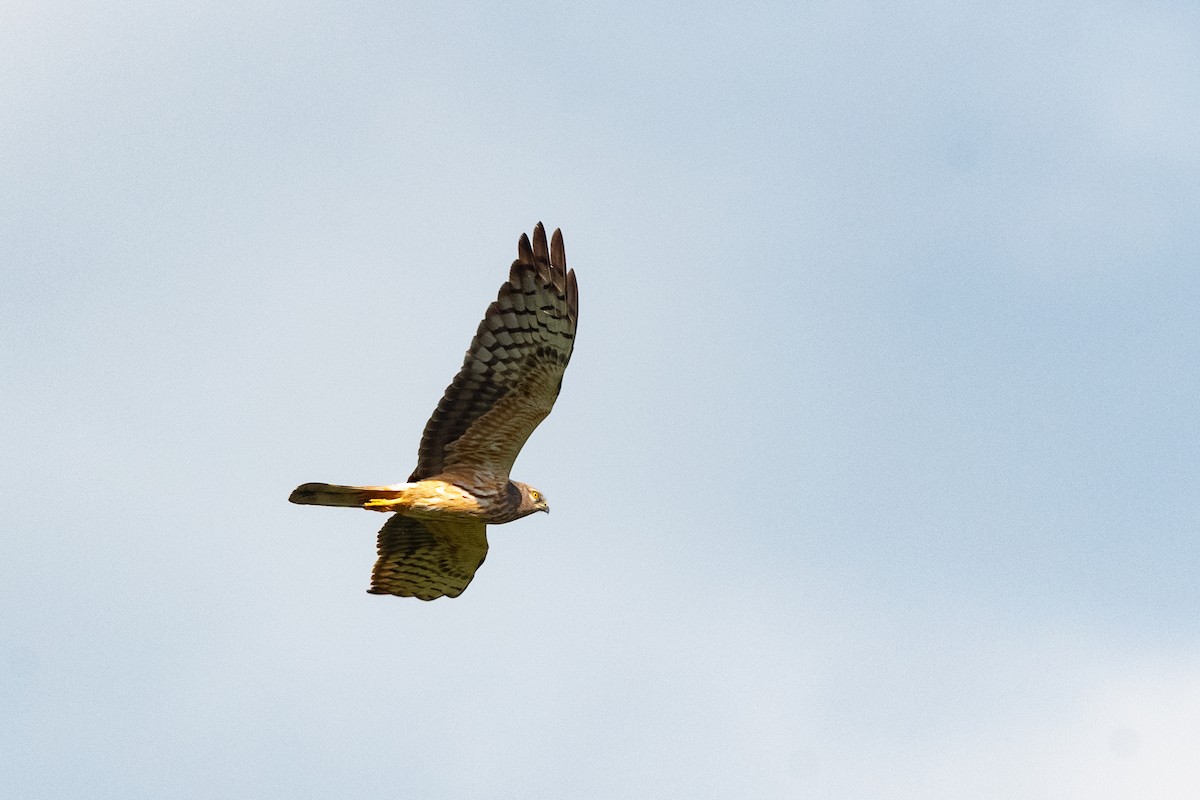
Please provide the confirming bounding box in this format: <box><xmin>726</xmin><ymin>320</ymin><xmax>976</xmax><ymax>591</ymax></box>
<box><xmin>368</xmin><ymin>516</ymin><xmax>488</xmax><ymax>600</ymax></box>
<box><xmin>410</xmin><ymin>223</ymin><xmax>578</xmax><ymax>483</ymax></box>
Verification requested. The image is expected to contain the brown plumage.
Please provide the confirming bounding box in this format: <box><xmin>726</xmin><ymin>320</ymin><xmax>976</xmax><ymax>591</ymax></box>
<box><xmin>289</xmin><ymin>223</ymin><xmax>578</xmax><ymax>600</ymax></box>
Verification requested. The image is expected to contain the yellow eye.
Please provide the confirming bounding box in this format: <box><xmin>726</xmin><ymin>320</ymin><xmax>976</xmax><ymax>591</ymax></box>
<box><xmin>530</xmin><ymin>490</ymin><xmax>540</xmax><ymax>501</ymax></box>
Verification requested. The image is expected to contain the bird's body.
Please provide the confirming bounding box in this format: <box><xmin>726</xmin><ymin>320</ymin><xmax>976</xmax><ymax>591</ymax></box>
<box><xmin>290</xmin><ymin>477</ymin><xmax>541</xmax><ymax>523</ymax></box>
<box><xmin>288</xmin><ymin>223</ymin><xmax>577</xmax><ymax>600</ymax></box>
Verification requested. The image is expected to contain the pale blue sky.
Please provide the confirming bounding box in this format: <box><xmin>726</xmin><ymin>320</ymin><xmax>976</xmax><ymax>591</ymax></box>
<box><xmin>3</xmin><ymin>2</ymin><xmax>1198</xmax><ymax>797</ymax></box>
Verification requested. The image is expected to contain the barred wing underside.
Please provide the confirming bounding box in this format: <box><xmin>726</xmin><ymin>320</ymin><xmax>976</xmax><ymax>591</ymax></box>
<box><xmin>368</xmin><ymin>516</ymin><xmax>489</xmax><ymax>600</ymax></box>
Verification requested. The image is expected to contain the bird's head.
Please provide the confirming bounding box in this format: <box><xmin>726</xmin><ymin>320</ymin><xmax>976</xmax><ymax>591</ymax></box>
<box><xmin>513</xmin><ymin>481</ymin><xmax>550</xmax><ymax>516</ymax></box>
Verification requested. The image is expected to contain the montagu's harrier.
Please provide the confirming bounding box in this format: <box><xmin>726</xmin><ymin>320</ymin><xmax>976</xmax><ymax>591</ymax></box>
<box><xmin>289</xmin><ymin>223</ymin><xmax>578</xmax><ymax>600</ymax></box>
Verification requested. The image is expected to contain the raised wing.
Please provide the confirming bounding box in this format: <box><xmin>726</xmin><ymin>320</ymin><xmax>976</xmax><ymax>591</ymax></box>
<box><xmin>409</xmin><ymin>223</ymin><xmax>578</xmax><ymax>483</ymax></box>
<box><xmin>368</xmin><ymin>516</ymin><xmax>489</xmax><ymax>600</ymax></box>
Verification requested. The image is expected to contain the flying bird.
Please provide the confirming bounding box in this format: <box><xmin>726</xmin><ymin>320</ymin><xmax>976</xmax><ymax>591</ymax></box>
<box><xmin>289</xmin><ymin>223</ymin><xmax>578</xmax><ymax>600</ymax></box>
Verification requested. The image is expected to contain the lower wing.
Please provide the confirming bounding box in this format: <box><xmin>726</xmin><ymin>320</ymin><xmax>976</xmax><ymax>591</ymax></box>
<box><xmin>368</xmin><ymin>516</ymin><xmax>488</xmax><ymax>600</ymax></box>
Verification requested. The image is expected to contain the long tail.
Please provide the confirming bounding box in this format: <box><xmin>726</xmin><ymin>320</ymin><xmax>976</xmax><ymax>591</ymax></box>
<box><xmin>288</xmin><ymin>482</ymin><xmax>408</xmax><ymax>508</ymax></box>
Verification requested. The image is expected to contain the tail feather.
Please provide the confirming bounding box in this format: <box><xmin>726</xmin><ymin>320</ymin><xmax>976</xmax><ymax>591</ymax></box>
<box><xmin>289</xmin><ymin>482</ymin><xmax>408</xmax><ymax>508</ymax></box>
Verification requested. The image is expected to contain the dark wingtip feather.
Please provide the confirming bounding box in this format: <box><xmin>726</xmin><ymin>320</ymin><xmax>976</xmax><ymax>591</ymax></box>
<box><xmin>532</xmin><ymin>222</ymin><xmax>549</xmax><ymax>264</ymax></box>
<box><xmin>567</xmin><ymin>268</ymin><xmax>579</xmax><ymax>321</ymax></box>
<box><xmin>550</xmin><ymin>228</ymin><xmax>565</xmax><ymax>269</ymax></box>
<box><xmin>517</xmin><ymin>232</ymin><xmax>534</xmax><ymax>264</ymax></box>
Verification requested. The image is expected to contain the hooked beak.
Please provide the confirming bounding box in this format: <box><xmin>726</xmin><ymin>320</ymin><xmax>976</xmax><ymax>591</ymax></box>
<box><xmin>537</xmin><ymin>501</ymin><xmax>550</xmax><ymax>514</ymax></box>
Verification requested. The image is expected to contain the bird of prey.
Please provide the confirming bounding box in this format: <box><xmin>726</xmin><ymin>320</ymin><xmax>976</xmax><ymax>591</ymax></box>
<box><xmin>289</xmin><ymin>223</ymin><xmax>578</xmax><ymax>600</ymax></box>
